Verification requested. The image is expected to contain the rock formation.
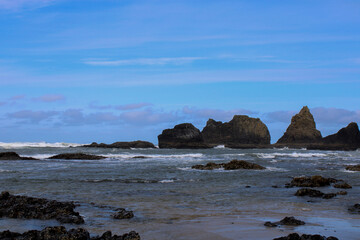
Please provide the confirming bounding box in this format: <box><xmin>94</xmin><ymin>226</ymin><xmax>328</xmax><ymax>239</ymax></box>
<box><xmin>273</xmin><ymin>233</ymin><xmax>338</xmax><ymax>240</ymax></box>
<box><xmin>192</xmin><ymin>160</ymin><xmax>265</xmax><ymax>170</ymax></box>
<box><xmin>201</xmin><ymin>115</ymin><xmax>270</xmax><ymax>146</ymax></box>
<box><xmin>0</xmin><ymin>152</ymin><xmax>37</xmax><ymax>160</ymax></box>
<box><xmin>277</xmin><ymin>106</ymin><xmax>322</xmax><ymax>145</ymax></box>
<box><xmin>0</xmin><ymin>191</ymin><xmax>84</xmax><ymax>224</ymax></box>
<box><xmin>83</xmin><ymin>140</ymin><xmax>155</xmax><ymax>149</ymax></box>
<box><xmin>158</xmin><ymin>123</ymin><xmax>211</xmax><ymax>148</ymax></box>
<box><xmin>264</xmin><ymin>216</ymin><xmax>305</xmax><ymax>227</ymax></box>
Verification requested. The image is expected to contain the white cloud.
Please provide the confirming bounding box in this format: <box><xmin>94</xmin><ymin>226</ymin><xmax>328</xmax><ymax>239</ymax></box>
<box><xmin>83</xmin><ymin>57</ymin><xmax>206</xmax><ymax>66</ymax></box>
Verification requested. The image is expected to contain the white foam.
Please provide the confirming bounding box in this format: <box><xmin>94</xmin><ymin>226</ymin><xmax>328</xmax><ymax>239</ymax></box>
<box><xmin>257</xmin><ymin>152</ymin><xmax>332</xmax><ymax>159</ymax></box>
<box><xmin>265</xmin><ymin>167</ymin><xmax>289</xmax><ymax>172</ymax></box>
<box><xmin>214</xmin><ymin>145</ymin><xmax>226</xmax><ymax>149</ymax></box>
<box><xmin>0</xmin><ymin>142</ymin><xmax>82</xmax><ymax>149</ymax></box>
<box><xmin>159</xmin><ymin>179</ymin><xmax>175</xmax><ymax>183</ymax></box>
<box><xmin>104</xmin><ymin>153</ymin><xmax>204</xmax><ymax>159</ymax></box>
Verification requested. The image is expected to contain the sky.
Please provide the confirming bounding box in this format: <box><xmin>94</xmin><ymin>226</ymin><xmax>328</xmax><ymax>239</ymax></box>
<box><xmin>0</xmin><ymin>0</ymin><xmax>359</xmax><ymax>144</ymax></box>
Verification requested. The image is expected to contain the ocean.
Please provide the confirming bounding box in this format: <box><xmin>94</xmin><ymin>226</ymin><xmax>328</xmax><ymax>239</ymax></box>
<box><xmin>0</xmin><ymin>142</ymin><xmax>360</xmax><ymax>239</ymax></box>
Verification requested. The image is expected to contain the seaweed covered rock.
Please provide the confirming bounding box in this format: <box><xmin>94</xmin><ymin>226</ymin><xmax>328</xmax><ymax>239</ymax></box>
<box><xmin>294</xmin><ymin>188</ymin><xmax>337</xmax><ymax>199</ymax></box>
<box><xmin>0</xmin><ymin>226</ymin><xmax>141</xmax><ymax>240</ymax></box>
<box><xmin>201</xmin><ymin>116</ymin><xmax>270</xmax><ymax>146</ymax></box>
<box><xmin>0</xmin><ymin>191</ymin><xmax>84</xmax><ymax>224</ymax></box>
<box><xmin>48</xmin><ymin>153</ymin><xmax>105</xmax><ymax>160</ymax></box>
<box><xmin>192</xmin><ymin>160</ymin><xmax>265</xmax><ymax>170</ymax></box>
<box><xmin>158</xmin><ymin>123</ymin><xmax>211</xmax><ymax>148</ymax></box>
<box><xmin>277</xmin><ymin>106</ymin><xmax>322</xmax><ymax>145</ymax></box>
<box><xmin>345</xmin><ymin>164</ymin><xmax>360</xmax><ymax>171</ymax></box>
<box><xmin>112</xmin><ymin>208</ymin><xmax>134</xmax><ymax>219</ymax></box>
<box><xmin>0</xmin><ymin>152</ymin><xmax>37</xmax><ymax>160</ymax></box>
<box><xmin>83</xmin><ymin>141</ymin><xmax>155</xmax><ymax>149</ymax></box>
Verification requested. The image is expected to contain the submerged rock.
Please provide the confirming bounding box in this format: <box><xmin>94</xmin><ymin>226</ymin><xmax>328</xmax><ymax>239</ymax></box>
<box><xmin>158</xmin><ymin>123</ymin><xmax>211</xmax><ymax>149</ymax></box>
<box><xmin>0</xmin><ymin>191</ymin><xmax>84</xmax><ymax>224</ymax></box>
<box><xmin>294</xmin><ymin>188</ymin><xmax>337</xmax><ymax>199</ymax></box>
<box><xmin>83</xmin><ymin>141</ymin><xmax>155</xmax><ymax>149</ymax></box>
<box><xmin>348</xmin><ymin>203</ymin><xmax>360</xmax><ymax>214</ymax></box>
<box><xmin>192</xmin><ymin>160</ymin><xmax>265</xmax><ymax>170</ymax></box>
<box><xmin>112</xmin><ymin>208</ymin><xmax>134</xmax><ymax>219</ymax></box>
<box><xmin>333</xmin><ymin>182</ymin><xmax>352</xmax><ymax>189</ymax></box>
<box><xmin>264</xmin><ymin>216</ymin><xmax>305</xmax><ymax>227</ymax></box>
<box><xmin>273</xmin><ymin>233</ymin><xmax>338</xmax><ymax>240</ymax></box>
<box><xmin>201</xmin><ymin>116</ymin><xmax>270</xmax><ymax>146</ymax></box>
<box><xmin>345</xmin><ymin>164</ymin><xmax>360</xmax><ymax>171</ymax></box>
<box><xmin>0</xmin><ymin>152</ymin><xmax>37</xmax><ymax>160</ymax></box>
<box><xmin>276</xmin><ymin>106</ymin><xmax>322</xmax><ymax>145</ymax></box>
<box><xmin>48</xmin><ymin>153</ymin><xmax>106</xmax><ymax>160</ymax></box>
<box><xmin>0</xmin><ymin>226</ymin><xmax>141</xmax><ymax>240</ymax></box>
<box><xmin>287</xmin><ymin>176</ymin><xmax>337</xmax><ymax>188</ymax></box>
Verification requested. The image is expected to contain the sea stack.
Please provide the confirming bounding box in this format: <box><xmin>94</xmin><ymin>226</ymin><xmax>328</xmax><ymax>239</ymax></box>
<box><xmin>277</xmin><ymin>106</ymin><xmax>322</xmax><ymax>145</ymax></box>
<box><xmin>201</xmin><ymin>115</ymin><xmax>270</xmax><ymax>147</ymax></box>
<box><xmin>158</xmin><ymin>123</ymin><xmax>210</xmax><ymax>148</ymax></box>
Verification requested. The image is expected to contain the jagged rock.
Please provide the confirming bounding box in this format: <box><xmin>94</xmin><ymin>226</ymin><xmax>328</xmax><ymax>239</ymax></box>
<box><xmin>48</xmin><ymin>153</ymin><xmax>106</xmax><ymax>160</ymax></box>
<box><xmin>277</xmin><ymin>106</ymin><xmax>322</xmax><ymax>145</ymax></box>
<box><xmin>83</xmin><ymin>141</ymin><xmax>155</xmax><ymax>149</ymax></box>
<box><xmin>158</xmin><ymin>123</ymin><xmax>211</xmax><ymax>148</ymax></box>
<box><xmin>201</xmin><ymin>116</ymin><xmax>270</xmax><ymax>146</ymax></box>
<box><xmin>345</xmin><ymin>164</ymin><xmax>360</xmax><ymax>171</ymax></box>
<box><xmin>287</xmin><ymin>176</ymin><xmax>337</xmax><ymax>188</ymax></box>
<box><xmin>0</xmin><ymin>152</ymin><xmax>37</xmax><ymax>160</ymax></box>
<box><xmin>294</xmin><ymin>188</ymin><xmax>337</xmax><ymax>199</ymax></box>
<box><xmin>273</xmin><ymin>233</ymin><xmax>338</xmax><ymax>240</ymax></box>
<box><xmin>112</xmin><ymin>208</ymin><xmax>134</xmax><ymax>219</ymax></box>
<box><xmin>264</xmin><ymin>216</ymin><xmax>305</xmax><ymax>227</ymax></box>
<box><xmin>323</xmin><ymin>122</ymin><xmax>360</xmax><ymax>145</ymax></box>
<box><xmin>192</xmin><ymin>160</ymin><xmax>265</xmax><ymax>170</ymax></box>
<box><xmin>0</xmin><ymin>191</ymin><xmax>84</xmax><ymax>224</ymax></box>
<box><xmin>348</xmin><ymin>203</ymin><xmax>360</xmax><ymax>214</ymax></box>
<box><xmin>0</xmin><ymin>226</ymin><xmax>141</xmax><ymax>240</ymax></box>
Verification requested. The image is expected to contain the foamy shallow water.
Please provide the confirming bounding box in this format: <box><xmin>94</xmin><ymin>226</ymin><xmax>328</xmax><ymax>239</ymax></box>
<box><xmin>1</xmin><ymin>146</ymin><xmax>360</xmax><ymax>239</ymax></box>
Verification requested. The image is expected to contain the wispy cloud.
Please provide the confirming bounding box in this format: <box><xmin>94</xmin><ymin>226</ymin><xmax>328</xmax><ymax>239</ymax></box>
<box><xmin>7</xmin><ymin>110</ymin><xmax>58</xmax><ymax>123</ymax></box>
<box><xmin>0</xmin><ymin>0</ymin><xmax>56</xmax><ymax>11</ymax></box>
<box><xmin>89</xmin><ymin>102</ymin><xmax>152</xmax><ymax>111</ymax></box>
<box><xmin>83</xmin><ymin>57</ymin><xmax>206</xmax><ymax>66</ymax></box>
<box><xmin>33</xmin><ymin>94</ymin><xmax>65</xmax><ymax>102</ymax></box>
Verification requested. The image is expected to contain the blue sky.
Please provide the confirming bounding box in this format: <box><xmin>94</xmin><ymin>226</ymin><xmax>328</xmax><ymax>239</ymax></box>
<box><xmin>0</xmin><ymin>0</ymin><xmax>359</xmax><ymax>144</ymax></box>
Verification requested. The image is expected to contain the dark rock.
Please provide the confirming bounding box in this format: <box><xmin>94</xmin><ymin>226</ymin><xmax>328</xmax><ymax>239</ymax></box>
<box><xmin>322</xmin><ymin>122</ymin><xmax>360</xmax><ymax>146</ymax></box>
<box><xmin>348</xmin><ymin>203</ymin><xmax>360</xmax><ymax>214</ymax></box>
<box><xmin>223</xmin><ymin>160</ymin><xmax>265</xmax><ymax>170</ymax></box>
<box><xmin>279</xmin><ymin>216</ymin><xmax>305</xmax><ymax>226</ymax></box>
<box><xmin>132</xmin><ymin>156</ymin><xmax>148</xmax><ymax>159</ymax></box>
<box><xmin>336</xmin><ymin>191</ymin><xmax>347</xmax><ymax>195</ymax></box>
<box><xmin>0</xmin><ymin>226</ymin><xmax>141</xmax><ymax>240</ymax></box>
<box><xmin>273</xmin><ymin>233</ymin><xmax>338</xmax><ymax>240</ymax></box>
<box><xmin>276</xmin><ymin>106</ymin><xmax>322</xmax><ymax>145</ymax></box>
<box><xmin>265</xmin><ymin>216</ymin><xmax>305</xmax><ymax>228</ymax></box>
<box><xmin>0</xmin><ymin>191</ymin><xmax>84</xmax><ymax>224</ymax></box>
<box><xmin>333</xmin><ymin>182</ymin><xmax>352</xmax><ymax>189</ymax></box>
<box><xmin>295</xmin><ymin>188</ymin><xmax>337</xmax><ymax>199</ymax></box>
<box><xmin>83</xmin><ymin>141</ymin><xmax>155</xmax><ymax>149</ymax></box>
<box><xmin>112</xmin><ymin>208</ymin><xmax>134</xmax><ymax>219</ymax></box>
<box><xmin>288</xmin><ymin>176</ymin><xmax>337</xmax><ymax>188</ymax></box>
<box><xmin>0</xmin><ymin>152</ymin><xmax>37</xmax><ymax>160</ymax></box>
<box><xmin>201</xmin><ymin>116</ymin><xmax>270</xmax><ymax>145</ymax></box>
<box><xmin>345</xmin><ymin>164</ymin><xmax>360</xmax><ymax>171</ymax></box>
<box><xmin>48</xmin><ymin>153</ymin><xmax>105</xmax><ymax>160</ymax></box>
<box><xmin>191</xmin><ymin>160</ymin><xmax>265</xmax><ymax>170</ymax></box>
<box><xmin>158</xmin><ymin>123</ymin><xmax>211</xmax><ymax>149</ymax></box>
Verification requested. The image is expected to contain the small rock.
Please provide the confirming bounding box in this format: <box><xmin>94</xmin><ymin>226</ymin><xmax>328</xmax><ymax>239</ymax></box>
<box><xmin>333</xmin><ymin>182</ymin><xmax>352</xmax><ymax>189</ymax></box>
<box><xmin>112</xmin><ymin>208</ymin><xmax>134</xmax><ymax>219</ymax></box>
<box><xmin>295</xmin><ymin>188</ymin><xmax>337</xmax><ymax>199</ymax></box>
<box><xmin>345</xmin><ymin>164</ymin><xmax>360</xmax><ymax>171</ymax></box>
<box><xmin>348</xmin><ymin>203</ymin><xmax>360</xmax><ymax>214</ymax></box>
<box><xmin>273</xmin><ymin>233</ymin><xmax>338</xmax><ymax>240</ymax></box>
<box><xmin>336</xmin><ymin>191</ymin><xmax>347</xmax><ymax>195</ymax></box>
<box><xmin>48</xmin><ymin>153</ymin><xmax>105</xmax><ymax>160</ymax></box>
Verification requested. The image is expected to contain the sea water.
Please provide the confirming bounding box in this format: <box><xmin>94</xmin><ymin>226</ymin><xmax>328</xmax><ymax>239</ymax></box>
<box><xmin>0</xmin><ymin>143</ymin><xmax>360</xmax><ymax>239</ymax></box>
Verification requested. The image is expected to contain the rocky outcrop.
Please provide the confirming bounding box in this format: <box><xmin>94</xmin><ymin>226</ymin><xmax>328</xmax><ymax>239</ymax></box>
<box><xmin>158</xmin><ymin>123</ymin><xmax>211</xmax><ymax>148</ymax></box>
<box><xmin>346</xmin><ymin>164</ymin><xmax>360</xmax><ymax>171</ymax></box>
<box><xmin>201</xmin><ymin>115</ymin><xmax>270</xmax><ymax>146</ymax></box>
<box><xmin>0</xmin><ymin>226</ymin><xmax>141</xmax><ymax>240</ymax></box>
<box><xmin>264</xmin><ymin>216</ymin><xmax>305</xmax><ymax>227</ymax></box>
<box><xmin>112</xmin><ymin>208</ymin><xmax>134</xmax><ymax>219</ymax></box>
<box><xmin>192</xmin><ymin>160</ymin><xmax>265</xmax><ymax>170</ymax></box>
<box><xmin>286</xmin><ymin>176</ymin><xmax>337</xmax><ymax>188</ymax></box>
<box><xmin>308</xmin><ymin>122</ymin><xmax>360</xmax><ymax>150</ymax></box>
<box><xmin>0</xmin><ymin>191</ymin><xmax>84</xmax><ymax>224</ymax></box>
<box><xmin>273</xmin><ymin>233</ymin><xmax>338</xmax><ymax>240</ymax></box>
<box><xmin>0</xmin><ymin>152</ymin><xmax>37</xmax><ymax>160</ymax></box>
<box><xmin>277</xmin><ymin>106</ymin><xmax>322</xmax><ymax>145</ymax></box>
<box><xmin>83</xmin><ymin>141</ymin><xmax>155</xmax><ymax>149</ymax></box>
<box><xmin>48</xmin><ymin>153</ymin><xmax>106</xmax><ymax>160</ymax></box>
<box><xmin>295</xmin><ymin>188</ymin><xmax>337</xmax><ymax>199</ymax></box>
